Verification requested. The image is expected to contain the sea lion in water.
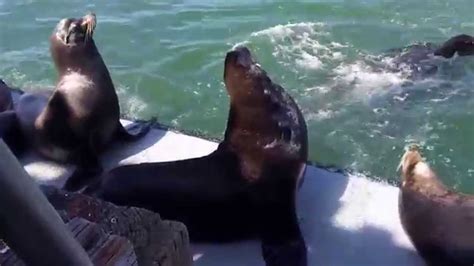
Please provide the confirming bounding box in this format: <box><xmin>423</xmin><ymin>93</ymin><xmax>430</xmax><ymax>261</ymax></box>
<box><xmin>87</xmin><ymin>46</ymin><xmax>308</xmax><ymax>266</ymax></box>
<box><xmin>398</xmin><ymin>145</ymin><xmax>474</xmax><ymax>266</ymax></box>
<box><xmin>384</xmin><ymin>34</ymin><xmax>474</xmax><ymax>78</ymax></box>
<box><xmin>13</xmin><ymin>13</ymin><xmax>151</xmax><ymax>191</ymax></box>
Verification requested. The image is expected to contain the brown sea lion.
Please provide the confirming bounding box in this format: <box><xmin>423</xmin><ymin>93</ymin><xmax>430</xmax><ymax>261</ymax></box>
<box><xmin>87</xmin><ymin>46</ymin><xmax>308</xmax><ymax>266</ymax></box>
<box><xmin>398</xmin><ymin>145</ymin><xmax>474</xmax><ymax>266</ymax></box>
<box><xmin>14</xmin><ymin>13</ymin><xmax>151</xmax><ymax>191</ymax></box>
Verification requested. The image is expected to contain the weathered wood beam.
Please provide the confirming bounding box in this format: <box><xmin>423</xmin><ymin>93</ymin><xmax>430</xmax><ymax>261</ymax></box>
<box><xmin>42</xmin><ymin>186</ymin><xmax>193</xmax><ymax>266</ymax></box>
<box><xmin>0</xmin><ymin>140</ymin><xmax>92</xmax><ymax>266</ymax></box>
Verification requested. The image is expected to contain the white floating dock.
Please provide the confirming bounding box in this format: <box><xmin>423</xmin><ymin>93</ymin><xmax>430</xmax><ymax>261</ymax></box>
<box><xmin>19</xmin><ymin>121</ymin><xmax>424</xmax><ymax>266</ymax></box>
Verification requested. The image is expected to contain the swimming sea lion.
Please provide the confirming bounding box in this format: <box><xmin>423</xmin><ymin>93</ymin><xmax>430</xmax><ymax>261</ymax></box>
<box><xmin>398</xmin><ymin>145</ymin><xmax>474</xmax><ymax>266</ymax></box>
<box><xmin>384</xmin><ymin>34</ymin><xmax>474</xmax><ymax>78</ymax></box>
<box><xmin>87</xmin><ymin>46</ymin><xmax>308</xmax><ymax>266</ymax></box>
<box><xmin>14</xmin><ymin>13</ymin><xmax>151</xmax><ymax>191</ymax></box>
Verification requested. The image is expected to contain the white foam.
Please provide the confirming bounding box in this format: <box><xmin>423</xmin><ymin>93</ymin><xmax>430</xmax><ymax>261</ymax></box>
<box><xmin>295</xmin><ymin>51</ymin><xmax>323</xmax><ymax>69</ymax></box>
<box><xmin>115</xmin><ymin>84</ymin><xmax>148</xmax><ymax>119</ymax></box>
<box><xmin>249</xmin><ymin>22</ymin><xmax>342</xmax><ymax>71</ymax></box>
<box><xmin>334</xmin><ymin>60</ymin><xmax>406</xmax><ymax>100</ymax></box>
<box><xmin>250</xmin><ymin>22</ymin><xmax>324</xmax><ymax>40</ymax></box>
<box><xmin>305</xmin><ymin>109</ymin><xmax>338</xmax><ymax>121</ymax></box>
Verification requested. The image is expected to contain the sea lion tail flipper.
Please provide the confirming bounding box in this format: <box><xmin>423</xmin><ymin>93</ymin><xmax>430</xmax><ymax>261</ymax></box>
<box><xmin>115</xmin><ymin>117</ymin><xmax>156</xmax><ymax>142</ymax></box>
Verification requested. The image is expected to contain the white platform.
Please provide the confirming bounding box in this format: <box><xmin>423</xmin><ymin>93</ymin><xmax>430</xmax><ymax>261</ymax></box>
<box><xmin>19</xmin><ymin>121</ymin><xmax>424</xmax><ymax>266</ymax></box>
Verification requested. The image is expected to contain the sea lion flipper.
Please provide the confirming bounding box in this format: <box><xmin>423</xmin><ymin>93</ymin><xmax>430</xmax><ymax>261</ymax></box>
<box><xmin>262</xmin><ymin>238</ymin><xmax>307</xmax><ymax>266</ymax></box>
<box><xmin>63</xmin><ymin>135</ymin><xmax>103</xmax><ymax>192</ymax></box>
<box><xmin>115</xmin><ymin>117</ymin><xmax>155</xmax><ymax>142</ymax></box>
<box><xmin>259</xmin><ymin>188</ymin><xmax>307</xmax><ymax>266</ymax></box>
<box><xmin>64</xmin><ymin>156</ymin><xmax>102</xmax><ymax>192</ymax></box>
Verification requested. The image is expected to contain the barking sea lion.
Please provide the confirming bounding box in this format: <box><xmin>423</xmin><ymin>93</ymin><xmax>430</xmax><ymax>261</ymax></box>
<box><xmin>12</xmin><ymin>13</ymin><xmax>151</xmax><ymax>191</ymax></box>
<box><xmin>398</xmin><ymin>145</ymin><xmax>474</xmax><ymax>266</ymax></box>
<box><xmin>87</xmin><ymin>46</ymin><xmax>309</xmax><ymax>266</ymax></box>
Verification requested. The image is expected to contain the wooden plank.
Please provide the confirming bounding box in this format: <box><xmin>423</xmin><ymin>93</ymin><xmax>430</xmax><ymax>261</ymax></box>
<box><xmin>66</xmin><ymin>218</ymin><xmax>138</xmax><ymax>266</ymax></box>
<box><xmin>42</xmin><ymin>186</ymin><xmax>192</xmax><ymax>266</ymax></box>
<box><xmin>1</xmin><ymin>217</ymin><xmax>138</xmax><ymax>266</ymax></box>
<box><xmin>0</xmin><ymin>140</ymin><xmax>92</xmax><ymax>266</ymax></box>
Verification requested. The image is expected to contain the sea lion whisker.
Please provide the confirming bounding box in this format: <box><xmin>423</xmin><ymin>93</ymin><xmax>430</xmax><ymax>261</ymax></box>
<box><xmin>82</xmin><ymin>12</ymin><xmax>96</xmax><ymax>42</ymax></box>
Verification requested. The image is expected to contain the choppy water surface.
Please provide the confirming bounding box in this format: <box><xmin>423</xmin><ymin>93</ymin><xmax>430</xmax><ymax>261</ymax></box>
<box><xmin>1</xmin><ymin>0</ymin><xmax>473</xmax><ymax>191</ymax></box>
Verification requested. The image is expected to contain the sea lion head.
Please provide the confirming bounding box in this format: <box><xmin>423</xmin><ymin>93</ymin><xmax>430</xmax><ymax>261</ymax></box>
<box><xmin>398</xmin><ymin>145</ymin><xmax>437</xmax><ymax>184</ymax></box>
<box><xmin>50</xmin><ymin>13</ymin><xmax>98</xmax><ymax>72</ymax></box>
<box><xmin>222</xmin><ymin>46</ymin><xmax>308</xmax><ymax>182</ymax></box>
<box><xmin>398</xmin><ymin>145</ymin><xmax>423</xmax><ymax>178</ymax></box>
<box><xmin>434</xmin><ymin>34</ymin><xmax>474</xmax><ymax>58</ymax></box>
<box><xmin>224</xmin><ymin>46</ymin><xmax>270</xmax><ymax>105</ymax></box>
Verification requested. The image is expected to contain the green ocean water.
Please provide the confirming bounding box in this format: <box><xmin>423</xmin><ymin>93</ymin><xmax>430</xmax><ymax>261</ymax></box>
<box><xmin>1</xmin><ymin>0</ymin><xmax>473</xmax><ymax>191</ymax></box>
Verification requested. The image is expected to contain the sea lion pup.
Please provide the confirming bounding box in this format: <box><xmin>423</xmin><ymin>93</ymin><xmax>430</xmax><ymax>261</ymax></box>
<box><xmin>398</xmin><ymin>145</ymin><xmax>474</xmax><ymax>266</ymax></box>
<box><xmin>14</xmin><ymin>13</ymin><xmax>151</xmax><ymax>191</ymax></box>
<box><xmin>87</xmin><ymin>46</ymin><xmax>308</xmax><ymax>266</ymax></box>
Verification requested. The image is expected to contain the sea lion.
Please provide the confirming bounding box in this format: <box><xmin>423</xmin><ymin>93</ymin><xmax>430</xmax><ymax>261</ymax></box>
<box><xmin>384</xmin><ymin>34</ymin><xmax>474</xmax><ymax>78</ymax></box>
<box><xmin>13</xmin><ymin>13</ymin><xmax>151</xmax><ymax>191</ymax></box>
<box><xmin>87</xmin><ymin>46</ymin><xmax>308</xmax><ymax>266</ymax></box>
<box><xmin>398</xmin><ymin>145</ymin><xmax>474</xmax><ymax>266</ymax></box>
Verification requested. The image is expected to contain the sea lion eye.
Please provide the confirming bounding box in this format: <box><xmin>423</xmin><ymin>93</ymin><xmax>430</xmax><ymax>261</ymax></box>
<box><xmin>65</xmin><ymin>23</ymin><xmax>85</xmax><ymax>44</ymax></box>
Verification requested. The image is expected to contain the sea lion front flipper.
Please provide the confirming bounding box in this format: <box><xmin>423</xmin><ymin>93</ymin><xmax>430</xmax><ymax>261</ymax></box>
<box><xmin>262</xmin><ymin>238</ymin><xmax>307</xmax><ymax>266</ymax></box>
<box><xmin>115</xmin><ymin>117</ymin><xmax>156</xmax><ymax>142</ymax></box>
<box><xmin>63</xmin><ymin>154</ymin><xmax>102</xmax><ymax>192</ymax></box>
<box><xmin>259</xmin><ymin>194</ymin><xmax>307</xmax><ymax>266</ymax></box>
<box><xmin>63</xmin><ymin>133</ymin><xmax>103</xmax><ymax>192</ymax></box>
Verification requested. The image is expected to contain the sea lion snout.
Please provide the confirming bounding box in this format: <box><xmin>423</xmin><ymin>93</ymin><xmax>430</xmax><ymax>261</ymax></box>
<box><xmin>224</xmin><ymin>46</ymin><xmax>266</xmax><ymax>101</ymax></box>
<box><xmin>226</xmin><ymin>46</ymin><xmax>255</xmax><ymax>68</ymax></box>
<box><xmin>398</xmin><ymin>145</ymin><xmax>423</xmax><ymax>178</ymax></box>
